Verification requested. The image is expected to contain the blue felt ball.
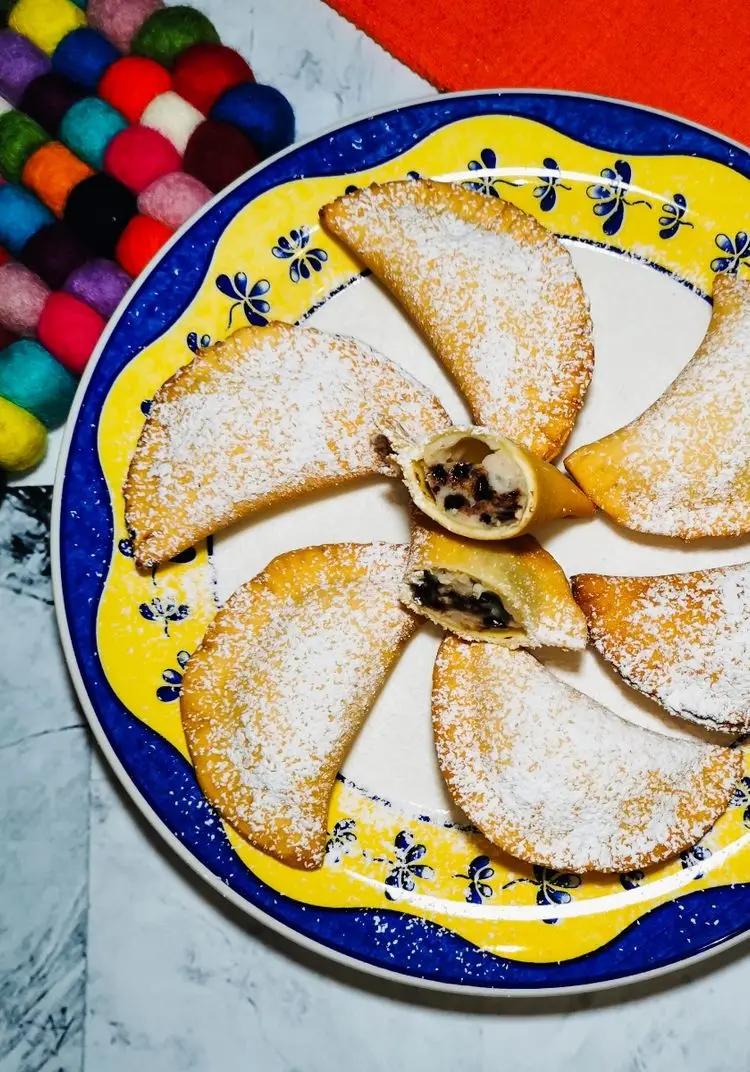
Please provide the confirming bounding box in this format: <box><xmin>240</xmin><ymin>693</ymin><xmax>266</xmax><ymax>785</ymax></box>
<box><xmin>0</xmin><ymin>185</ymin><xmax>53</xmax><ymax>254</ymax></box>
<box><xmin>0</xmin><ymin>338</ymin><xmax>77</xmax><ymax>427</ymax></box>
<box><xmin>60</xmin><ymin>96</ymin><xmax>126</xmax><ymax>168</ymax></box>
<box><xmin>52</xmin><ymin>28</ymin><xmax>119</xmax><ymax>92</ymax></box>
<box><xmin>210</xmin><ymin>82</ymin><xmax>295</xmax><ymax>158</ymax></box>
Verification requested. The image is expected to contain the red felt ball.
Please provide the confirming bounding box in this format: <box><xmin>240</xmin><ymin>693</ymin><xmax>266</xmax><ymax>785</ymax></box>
<box><xmin>183</xmin><ymin>119</ymin><xmax>259</xmax><ymax>193</ymax></box>
<box><xmin>115</xmin><ymin>213</ymin><xmax>171</xmax><ymax>277</ymax></box>
<box><xmin>37</xmin><ymin>290</ymin><xmax>104</xmax><ymax>374</ymax></box>
<box><xmin>103</xmin><ymin>125</ymin><xmax>181</xmax><ymax>194</ymax></box>
<box><xmin>0</xmin><ymin>245</ymin><xmax>10</xmax><ymax>267</ymax></box>
<box><xmin>99</xmin><ymin>56</ymin><xmax>172</xmax><ymax>123</ymax></box>
<box><xmin>172</xmin><ymin>43</ymin><xmax>253</xmax><ymax>114</ymax></box>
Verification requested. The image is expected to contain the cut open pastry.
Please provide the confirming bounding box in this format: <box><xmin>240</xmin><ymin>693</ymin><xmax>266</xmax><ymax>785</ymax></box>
<box><xmin>125</xmin><ymin>322</ymin><xmax>450</xmax><ymax>567</ymax></box>
<box><xmin>321</xmin><ymin>179</ymin><xmax>594</xmax><ymax>461</ymax></box>
<box><xmin>565</xmin><ymin>273</ymin><xmax>750</xmax><ymax>538</ymax></box>
<box><xmin>432</xmin><ymin>638</ymin><xmax>740</xmax><ymax>873</ymax></box>
<box><xmin>389</xmin><ymin>426</ymin><xmax>594</xmax><ymax>540</ymax></box>
<box><xmin>573</xmin><ymin>563</ymin><xmax>750</xmax><ymax>734</ymax></box>
<box><xmin>181</xmin><ymin>543</ymin><xmax>416</xmax><ymax>870</ymax></box>
<box><xmin>403</xmin><ymin>517</ymin><xmax>587</xmax><ymax>648</ymax></box>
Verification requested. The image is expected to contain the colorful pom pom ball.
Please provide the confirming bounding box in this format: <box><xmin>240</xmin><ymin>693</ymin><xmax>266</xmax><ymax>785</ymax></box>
<box><xmin>183</xmin><ymin>119</ymin><xmax>259</xmax><ymax>193</ymax></box>
<box><xmin>0</xmin><ymin>393</ymin><xmax>46</xmax><ymax>470</ymax></box>
<box><xmin>63</xmin><ymin>172</ymin><xmax>136</xmax><ymax>256</ymax></box>
<box><xmin>19</xmin><ymin>71</ymin><xmax>84</xmax><ymax>134</ymax></box>
<box><xmin>38</xmin><ymin>290</ymin><xmax>104</xmax><ymax>373</ymax></box>
<box><xmin>20</xmin><ymin>219</ymin><xmax>88</xmax><ymax>287</ymax></box>
<box><xmin>0</xmin><ymin>109</ymin><xmax>49</xmax><ymax>182</ymax></box>
<box><xmin>172</xmin><ymin>42</ymin><xmax>253</xmax><ymax>114</ymax></box>
<box><xmin>211</xmin><ymin>82</ymin><xmax>295</xmax><ymax>157</ymax></box>
<box><xmin>132</xmin><ymin>5</ymin><xmax>219</xmax><ymax>67</ymax></box>
<box><xmin>0</xmin><ymin>29</ymin><xmax>50</xmax><ymax>104</ymax></box>
<box><xmin>99</xmin><ymin>54</ymin><xmax>171</xmax><ymax>123</ymax></box>
<box><xmin>104</xmin><ymin>125</ymin><xmax>181</xmax><ymax>194</ymax></box>
<box><xmin>59</xmin><ymin>96</ymin><xmax>127</xmax><ymax>168</ymax></box>
<box><xmin>0</xmin><ymin>338</ymin><xmax>76</xmax><ymax>426</ymax></box>
<box><xmin>137</xmin><ymin>170</ymin><xmax>211</xmax><ymax>229</ymax></box>
<box><xmin>0</xmin><ymin>261</ymin><xmax>49</xmax><ymax>334</ymax></box>
<box><xmin>0</xmin><ymin>184</ymin><xmax>53</xmax><ymax>253</ymax></box>
<box><xmin>64</xmin><ymin>257</ymin><xmax>130</xmax><ymax>317</ymax></box>
<box><xmin>52</xmin><ymin>27</ymin><xmax>120</xmax><ymax>91</ymax></box>
<box><xmin>115</xmin><ymin>213</ymin><xmax>171</xmax><ymax>276</ymax></box>
<box><xmin>139</xmin><ymin>90</ymin><xmax>201</xmax><ymax>153</ymax></box>
<box><xmin>9</xmin><ymin>0</ymin><xmax>86</xmax><ymax>55</ymax></box>
<box><xmin>88</xmin><ymin>0</ymin><xmax>162</xmax><ymax>53</ymax></box>
<box><xmin>22</xmin><ymin>140</ymin><xmax>94</xmax><ymax>216</ymax></box>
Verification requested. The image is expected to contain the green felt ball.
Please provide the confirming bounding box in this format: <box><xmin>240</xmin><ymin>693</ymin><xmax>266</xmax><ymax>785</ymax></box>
<box><xmin>0</xmin><ymin>109</ymin><xmax>49</xmax><ymax>183</ymax></box>
<box><xmin>132</xmin><ymin>6</ymin><xmax>219</xmax><ymax>68</ymax></box>
<box><xmin>0</xmin><ymin>339</ymin><xmax>77</xmax><ymax>427</ymax></box>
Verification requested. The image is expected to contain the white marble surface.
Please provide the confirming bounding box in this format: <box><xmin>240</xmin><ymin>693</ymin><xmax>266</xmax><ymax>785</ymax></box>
<box><xmin>5</xmin><ymin>2</ymin><xmax>750</xmax><ymax>1069</ymax></box>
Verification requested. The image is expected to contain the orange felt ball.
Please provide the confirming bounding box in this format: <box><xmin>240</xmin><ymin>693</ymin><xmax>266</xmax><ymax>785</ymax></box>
<box><xmin>115</xmin><ymin>213</ymin><xmax>171</xmax><ymax>276</ymax></box>
<box><xmin>172</xmin><ymin>43</ymin><xmax>253</xmax><ymax>114</ymax></box>
<box><xmin>21</xmin><ymin>140</ymin><xmax>93</xmax><ymax>217</ymax></box>
<box><xmin>99</xmin><ymin>56</ymin><xmax>172</xmax><ymax>123</ymax></box>
<box><xmin>103</xmin><ymin>125</ymin><xmax>181</xmax><ymax>194</ymax></box>
<box><xmin>37</xmin><ymin>290</ymin><xmax>104</xmax><ymax>373</ymax></box>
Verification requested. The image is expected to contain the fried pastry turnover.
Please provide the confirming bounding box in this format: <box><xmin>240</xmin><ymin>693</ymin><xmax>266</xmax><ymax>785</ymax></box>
<box><xmin>181</xmin><ymin>543</ymin><xmax>417</xmax><ymax>870</ymax></box>
<box><xmin>432</xmin><ymin>639</ymin><xmax>740</xmax><ymax>873</ymax></box>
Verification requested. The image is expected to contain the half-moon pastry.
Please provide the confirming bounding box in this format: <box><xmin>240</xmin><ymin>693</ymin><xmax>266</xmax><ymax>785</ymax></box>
<box><xmin>432</xmin><ymin>638</ymin><xmax>740</xmax><ymax>873</ymax></box>
<box><xmin>565</xmin><ymin>273</ymin><xmax>750</xmax><ymax>539</ymax></box>
<box><xmin>389</xmin><ymin>426</ymin><xmax>594</xmax><ymax>540</ymax></box>
<box><xmin>320</xmin><ymin>179</ymin><xmax>594</xmax><ymax>460</ymax></box>
<box><xmin>402</xmin><ymin>517</ymin><xmax>587</xmax><ymax>648</ymax></box>
<box><xmin>125</xmin><ymin>322</ymin><xmax>450</xmax><ymax>567</ymax></box>
<box><xmin>573</xmin><ymin>563</ymin><xmax>750</xmax><ymax>733</ymax></box>
<box><xmin>181</xmin><ymin>543</ymin><xmax>416</xmax><ymax>870</ymax></box>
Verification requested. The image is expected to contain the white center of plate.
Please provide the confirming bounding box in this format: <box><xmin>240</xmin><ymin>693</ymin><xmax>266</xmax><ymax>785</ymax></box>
<box><xmin>212</xmin><ymin>244</ymin><xmax>750</xmax><ymax>822</ymax></box>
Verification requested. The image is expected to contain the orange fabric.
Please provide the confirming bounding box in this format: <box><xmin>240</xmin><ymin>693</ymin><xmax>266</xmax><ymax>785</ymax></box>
<box><xmin>22</xmin><ymin>142</ymin><xmax>94</xmax><ymax>217</ymax></box>
<box><xmin>324</xmin><ymin>0</ymin><xmax>750</xmax><ymax>145</ymax></box>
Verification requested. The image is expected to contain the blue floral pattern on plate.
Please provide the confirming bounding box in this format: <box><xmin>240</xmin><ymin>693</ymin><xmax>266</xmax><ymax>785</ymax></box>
<box><xmin>381</xmin><ymin>830</ymin><xmax>434</xmax><ymax>901</ymax></box>
<box><xmin>272</xmin><ymin>226</ymin><xmax>328</xmax><ymax>283</ymax></box>
<box><xmin>658</xmin><ymin>193</ymin><xmax>693</xmax><ymax>239</ymax></box>
<box><xmin>464</xmin><ymin>148</ymin><xmax>521</xmax><ymax>196</ymax></box>
<box><xmin>532</xmin><ymin>157</ymin><xmax>572</xmax><ymax>211</ymax></box>
<box><xmin>215</xmin><ymin>272</ymin><xmax>271</xmax><ymax>327</ymax></box>
<box><xmin>503</xmin><ymin>866</ymin><xmax>582</xmax><ymax>924</ymax></box>
<box><xmin>586</xmin><ymin>159</ymin><xmax>651</xmax><ymax>236</ymax></box>
<box><xmin>456</xmin><ymin>855</ymin><xmax>495</xmax><ymax>904</ymax></box>
<box><xmin>138</xmin><ymin>596</ymin><xmax>190</xmax><ymax>637</ymax></box>
<box><xmin>156</xmin><ymin>650</ymin><xmax>191</xmax><ymax>702</ymax></box>
<box><xmin>711</xmin><ymin>231</ymin><xmax>750</xmax><ymax>274</ymax></box>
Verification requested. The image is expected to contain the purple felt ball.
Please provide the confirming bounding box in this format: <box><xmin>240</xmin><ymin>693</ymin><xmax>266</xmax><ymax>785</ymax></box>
<box><xmin>63</xmin><ymin>257</ymin><xmax>130</xmax><ymax>318</ymax></box>
<box><xmin>0</xmin><ymin>30</ymin><xmax>51</xmax><ymax>105</ymax></box>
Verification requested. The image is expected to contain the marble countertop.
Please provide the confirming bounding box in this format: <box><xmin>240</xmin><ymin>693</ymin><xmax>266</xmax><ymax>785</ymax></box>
<box><xmin>3</xmin><ymin>3</ymin><xmax>750</xmax><ymax>1070</ymax></box>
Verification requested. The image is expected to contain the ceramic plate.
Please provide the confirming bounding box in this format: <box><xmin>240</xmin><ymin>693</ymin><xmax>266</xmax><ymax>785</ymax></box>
<box><xmin>53</xmin><ymin>91</ymin><xmax>750</xmax><ymax>994</ymax></box>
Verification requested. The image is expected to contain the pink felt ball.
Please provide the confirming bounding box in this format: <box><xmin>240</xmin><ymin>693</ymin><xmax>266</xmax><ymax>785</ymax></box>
<box><xmin>88</xmin><ymin>0</ymin><xmax>163</xmax><ymax>53</ymax></box>
<box><xmin>0</xmin><ymin>261</ymin><xmax>50</xmax><ymax>335</ymax></box>
<box><xmin>37</xmin><ymin>289</ymin><xmax>104</xmax><ymax>373</ymax></box>
<box><xmin>137</xmin><ymin>170</ymin><xmax>211</xmax><ymax>228</ymax></box>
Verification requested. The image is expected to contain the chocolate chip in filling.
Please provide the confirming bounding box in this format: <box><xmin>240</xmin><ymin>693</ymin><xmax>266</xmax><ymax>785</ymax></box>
<box><xmin>409</xmin><ymin>569</ymin><xmax>517</xmax><ymax>631</ymax></box>
<box><xmin>424</xmin><ymin>457</ymin><xmax>523</xmax><ymax>526</ymax></box>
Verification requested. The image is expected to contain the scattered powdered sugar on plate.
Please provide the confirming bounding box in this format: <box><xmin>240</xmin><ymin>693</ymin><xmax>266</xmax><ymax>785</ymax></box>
<box><xmin>182</xmin><ymin>543</ymin><xmax>416</xmax><ymax>868</ymax></box>
<box><xmin>576</xmin><ymin>563</ymin><xmax>750</xmax><ymax>732</ymax></box>
<box><xmin>125</xmin><ymin>323</ymin><xmax>449</xmax><ymax>565</ymax></box>
<box><xmin>432</xmin><ymin>639</ymin><xmax>740</xmax><ymax>873</ymax></box>
<box><xmin>321</xmin><ymin>180</ymin><xmax>594</xmax><ymax>459</ymax></box>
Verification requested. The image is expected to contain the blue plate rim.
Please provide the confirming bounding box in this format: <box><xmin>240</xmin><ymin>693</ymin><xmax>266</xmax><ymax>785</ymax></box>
<box><xmin>51</xmin><ymin>88</ymin><xmax>750</xmax><ymax>995</ymax></box>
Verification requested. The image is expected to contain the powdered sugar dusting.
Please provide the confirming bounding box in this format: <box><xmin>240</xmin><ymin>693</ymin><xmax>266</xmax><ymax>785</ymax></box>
<box><xmin>126</xmin><ymin>324</ymin><xmax>449</xmax><ymax>565</ymax></box>
<box><xmin>578</xmin><ymin>563</ymin><xmax>750</xmax><ymax>732</ymax></box>
<box><xmin>184</xmin><ymin>543</ymin><xmax>415</xmax><ymax>868</ymax></box>
<box><xmin>433</xmin><ymin>640</ymin><xmax>739</xmax><ymax>872</ymax></box>
<box><xmin>322</xmin><ymin>181</ymin><xmax>593</xmax><ymax>459</ymax></box>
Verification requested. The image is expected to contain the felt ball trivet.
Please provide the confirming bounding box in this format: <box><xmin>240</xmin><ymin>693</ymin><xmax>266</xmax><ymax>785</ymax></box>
<box><xmin>22</xmin><ymin>138</ymin><xmax>93</xmax><ymax>215</ymax></box>
<box><xmin>59</xmin><ymin>95</ymin><xmax>126</xmax><ymax>167</ymax></box>
<box><xmin>63</xmin><ymin>255</ymin><xmax>129</xmax><ymax>316</ymax></box>
<box><xmin>51</xmin><ymin>25</ymin><xmax>119</xmax><ymax>89</ymax></box>
<box><xmin>99</xmin><ymin>54</ymin><xmax>171</xmax><ymax>121</ymax></box>
<box><xmin>0</xmin><ymin>107</ymin><xmax>48</xmax><ymax>181</ymax></box>
<box><xmin>114</xmin><ymin>211</ymin><xmax>170</xmax><ymax>275</ymax></box>
<box><xmin>139</xmin><ymin>88</ymin><xmax>201</xmax><ymax>153</ymax></box>
<box><xmin>0</xmin><ymin>259</ymin><xmax>49</xmax><ymax>333</ymax></box>
<box><xmin>87</xmin><ymin>0</ymin><xmax>162</xmax><ymax>53</ymax></box>
<box><xmin>0</xmin><ymin>28</ymin><xmax>50</xmax><ymax>103</ymax></box>
<box><xmin>20</xmin><ymin>217</ymin><xmax>88</xmax><ymax>286</ymax></box>
<box><xmin>136</xmin><ymin>168</ymin><xmax>209</xmax><ymax>228</ymax></box>
<box><xmin>172</xmin><ymin>41</ymin><xmax>252</xmax><ymax>113</ymax></box>
<box><xmin>131</xmin><ymin>5</ymin><xmax>218</xmax><ymax>68</ymax></box>
<box><xmin>183</xmin><ymin>117</ymin><xmax>258</xmax><ymax>192</ymax></box>
<box><xmin>211</xmin><ymin>82</ymin><xmax>295</xmax><ymax>157</ymax></box>
<box><xmin>19</xmin><ymin>69</ymin><xmax>84</xmax><ymax>132</ymax></box>
<box><xmin>9</xmin><ymin>0</ymin><xmax>85</xmax><ymax>55</ymax></box>
<box><xmin>37</xmin><ymin>287</ymin><xmax>104</xmax><ymax>372</ymax></box>
<box><xmin>0</xmin><ymin>181</ymin><xmax>53</xmax><ymax>252</ymax></box>
<box><xmin>103</xmin><ymin>122</ymin><xmax>180</xmax><ymax>192</ymax></box>
<box><xmin>63</xmin><ymin>170</ymin><xmax>136</xmax><ymax>255</ymax></box>
<box><xmin>0</xmin><ymin>336</ymin><xmax>76</xmax><ymax>425</ymax></box>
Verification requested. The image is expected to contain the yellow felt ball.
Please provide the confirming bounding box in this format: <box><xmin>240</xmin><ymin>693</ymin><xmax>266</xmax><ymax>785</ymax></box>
<box><xmin>9</xmin><ymin>0</ymin><xmax>86</xmax><ymax>55</ymax></box>
<box><xmin>0</xmin><ymin>395</ymin><xmax>47</xmax><ymax>471</ymax></box>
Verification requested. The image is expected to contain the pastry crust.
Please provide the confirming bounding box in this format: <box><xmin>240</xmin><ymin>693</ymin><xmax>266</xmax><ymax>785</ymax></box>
<box><xmin>321</xmin><ymin>179</ymin><xmax>594</xmax><ymax>460</ymax></box>
<box><xmin>432</xmin><ymin>638</ymin><xmax>740</xmax><ymax>873</ymax></box>
<box><xmin>124</xmin><ymin>322</ymin><xmax>450</xmax><ymax>567</ymax></box>
<box><xmin>403</xmin><ymin>516</ymin><xmax>587</xmax><ymax>648</ymax></box>
<box><xmin>390</xmin><ymin>425</ymin><xmax>594</xmax><ymax>540</ymax></box>
<box><xmin>573</xmin><ymin>564</ymin><xmax>750</xmax><ymax>734</ymax></box>
<box><xmin>565</xmin><ymin>274</ymin><xmax>750</xmax><ymax>539</ymax></box>
<box><xmin>181</xmin><ymin>543</ymin><xmax>417</xmax><ymax>870</ymax></box>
